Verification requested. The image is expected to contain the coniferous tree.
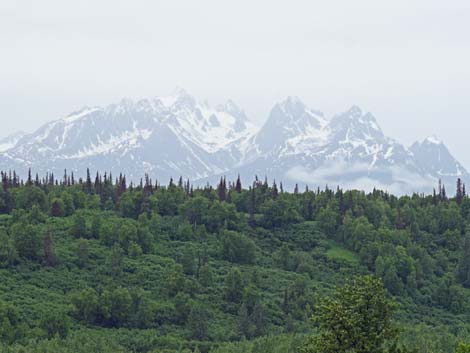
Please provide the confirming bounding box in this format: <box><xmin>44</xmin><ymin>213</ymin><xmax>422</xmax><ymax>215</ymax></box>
<box><xmin>12</xmin><ymin>223</ymin><xmax>41</xmax><ymax>260</ymax></box>
<box><xmin>224</xmin><ymin>268</ymin><xmax>244</xmax><ymax>303</ymax></box>
<box><xmin>294</xmin><ymin>184</ymin><xmax>299</xmax><ymax>195</ymax></box>
<box><xmin>187</xmin><ymin>304</ymin><xmax>209</xmax><ymax>340</ymax></box>
<box><xmin>281</xmin><ymin>288</ymin><xmax>289</xmax><ymax>314</ymax></box>
<box><xmin>71</xmin><ymin>213</ymin><xmax>87</xmax><ymax>238</ymax></box>
<box><xmin>85</xmin><ymin>168</ymin><xmax>92</xmax><ymax>194</ymax></box>
<box><xmin>184</xmin><ymin>179</ymin><xmax>190</xmax><ymax>196</ymax></box>
<box><xmin>13</xmin><ymin>171</ymin><xmax>18</xmax><ymax>187</ymax></box>
<box><xmin>1</xmin><ymin>172</ymin><xmax>8</xmax><ymax>191</ymax></box>
<box><xmin>307</xmin><ymin>198</ymin><xmax>314</xmax><ymax>220</ymax></box>
<box><xmin>217</xmin><ymin>177</ymin><xmax>227</xmax><ymax>201</ymax></box>
<box><xmin>95</xmin><ymin>172</ymin><xmax>101</xmax><ymax>195</ymax></box>
<box><xmin>251</xmin><ymin>302</ymin><xmax>266</xmax><ymax>337</ymax></box>
<box><xmin>238</xmin><ymin>303</ymin><xmax>253</xmax><ymax>338</ymax></box>
<box><xmin>272</xmin><ymin>180</ymin><xmax>279</xmax><ymax>200</ymax></box>
<box><xmin>27</xmin><ymin>168</ymin><xmax>32</xmax><ymax>186</ymax></box>
<box><xmin>432</xmin><ymin>188</ymin><xmax>438</xmax><ymax>205</ymax></box>
<box><xmin>457</xmin><ymin>235</ymin><xmax>470</xmax><ymax>288</ymax></box>
<box><xmin>43</xmin><ymin>230</ymin><xmax>57</xmax><ymax>267</ymax></box>
<box><xmin>262</xmin><ymin>176</ymin><xmax>269</xmax><ymax>193</ymax></box>
<box><xmin>50</xmin><ymin>198</ymin><xmax>65</xmax><ymax>217</ymax></box>
<box><xmin>442</xmin><ymin>184</ymin><xmax>447</xmax><ymax>201</ymax></box>
<box><xmin>75</xmin><ymin>239</ymin><xmax>89</xmax><ymax>268</ymax></box>
<box><xmin>249</xmin><ymin>186</ymin><xmax>256</xmax><ymax>227</ymax></box>
<box><xmin>457</xmin><ymin>178</ymin><xmax>464</xmax><ymax>205</ymax></box>
<box><xmin>235</xmin><ymin>175</ymin><xmax>242</xmax><ymax>193</ymax></box>
<box><xmin>107</xmin><ymin>244</ymin><xmax>124</xmax><ymax>277</ymax></box>
<box><xmin>198</xmin><ymin>264</ymin><xmax>213</xmax><ymax>287</ymax></box>
<box><xmin>438</xmin><ymin>179</ymin><xmax>443</xmax><ymax>201</ymax></box>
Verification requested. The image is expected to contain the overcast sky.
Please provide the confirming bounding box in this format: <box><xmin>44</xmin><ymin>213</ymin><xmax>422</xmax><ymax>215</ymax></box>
<box><xmin>1</xmin><ymin>1</ymin><xmax>470</xmax><ymax>166</ymax></box>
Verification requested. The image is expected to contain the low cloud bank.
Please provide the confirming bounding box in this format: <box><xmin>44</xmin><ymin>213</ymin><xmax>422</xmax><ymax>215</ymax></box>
<box><xmin>286</xmin><ymin>160</ymin><xmax>436</xmax><ymax>195</ymax></box>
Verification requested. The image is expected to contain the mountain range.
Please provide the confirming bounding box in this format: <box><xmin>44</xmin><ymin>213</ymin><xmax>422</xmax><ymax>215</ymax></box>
<box><xmin>0</xmin><ymin>89</ymin><xmax>467</xmax><ymax>194</ymax></box>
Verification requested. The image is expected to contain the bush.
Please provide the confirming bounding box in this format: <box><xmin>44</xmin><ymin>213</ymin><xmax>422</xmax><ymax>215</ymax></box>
<box><xmin>221</xmin><ymin>230</ymin><xmax>256</xmax><ymax>264</ymax></box>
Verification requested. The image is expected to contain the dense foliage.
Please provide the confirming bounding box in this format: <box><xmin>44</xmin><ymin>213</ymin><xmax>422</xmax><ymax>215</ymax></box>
<box><xmin>0</xmin><ymin>169</ymin><xmax>470</xmax><ymax>352</ymax></box>
<box><xmin>302</xmin><ymin>276</ymin><xmax>397</xmax><ymax>353</ymax></box>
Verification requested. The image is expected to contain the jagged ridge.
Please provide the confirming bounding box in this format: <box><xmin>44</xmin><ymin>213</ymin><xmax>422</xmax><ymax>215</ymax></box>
<box><xmin>0</xmin><ymin>91</ymin><xmax>467</xmax><ymax>193</ymax></box>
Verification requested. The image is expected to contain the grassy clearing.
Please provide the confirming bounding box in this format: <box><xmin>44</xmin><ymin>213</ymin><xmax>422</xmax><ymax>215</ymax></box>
<box><xmin>326</xmin><ymin>241</ymin><xmax>360</xmax><ymax>264</ymax></box>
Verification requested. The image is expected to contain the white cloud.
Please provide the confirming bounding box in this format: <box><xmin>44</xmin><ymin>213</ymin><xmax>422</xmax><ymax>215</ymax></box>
<box><xmin>286</xmin><ymin>160</ymin><xmax>436</xmax><ymax>195</ymax></box>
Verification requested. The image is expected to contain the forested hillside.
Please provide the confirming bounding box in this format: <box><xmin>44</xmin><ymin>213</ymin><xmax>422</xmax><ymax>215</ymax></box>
<box><xmin>0</xmin><ymin>169</ymin><xmax>470</xmax><ymax>352</ymax></box>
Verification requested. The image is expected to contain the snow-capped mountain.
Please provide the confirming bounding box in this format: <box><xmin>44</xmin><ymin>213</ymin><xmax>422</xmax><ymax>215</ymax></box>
<box><xmin>0</xmin><ymin>89</ymin><xmax>255</xmax><ymax>181</ymax></box>
<box><xmin>0</xmin><ymin>131</ymin><xmax>26</xmax><ymax>153</ymax></box>
<box><xmin>0</xmin><ymin>91</ymin><xmax>467</xmax><ymax>193</ymax></box>
<box><xmin>204</xmin><ymin>101</ymin><xmax>441</xmax><ymax>193</ymax></box>
<box><xmin>410</xmin><ymin>136</ymin><xmax>468</xmax><ymax>180</ymax></box>
<box><xmin>246</xmin><ymin>96</ymin><xmax>328</xmax><ymax>158</ymax></box>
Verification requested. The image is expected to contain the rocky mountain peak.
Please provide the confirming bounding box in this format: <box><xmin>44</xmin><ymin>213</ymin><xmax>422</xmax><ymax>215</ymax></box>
<box><xmin>0</xmin><ymin>92</ymin><xmax>467</xmax><ymax>194</ymax></box>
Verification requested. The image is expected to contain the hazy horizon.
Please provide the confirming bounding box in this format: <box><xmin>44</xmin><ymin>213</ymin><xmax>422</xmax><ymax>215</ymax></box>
<box><xmin>2</xmin><ymin>1</ymin><xmax>470</xmax><ymax>167</ymax></box>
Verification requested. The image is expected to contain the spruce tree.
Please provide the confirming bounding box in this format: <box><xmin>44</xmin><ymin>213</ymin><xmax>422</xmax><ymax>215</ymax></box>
<box><xmin>224</xmin><ymin>268</ymin><xmax>244</xmax><ymax>303</ymax></box>
<box><xmin>217</xmin><ymin>177</ymin><xmax>227</xmax><ymax>201</ymax></box>
<box><xmin>43</xmin><ymin>230</ymin><xmax>57</xmax><ymax>267</ymax></box>
<box><xmin>235</xmin><ymin>175</ymin><xmax>242</xmax><ymax>193</ymax></box>
<box><xmin>85</xmin><ymin>168</ymin><xmax>92</xmax><ymax>194</ymax></box>
<box><xmin>50</xmin><ymin>198</ymin><xmax>64</xmax><ymax>217</ymax></box>
<box><xmin>251</xmin><ymin>302</ymin><xmax>266</xmax><ymax>337</ymax></box>
<box><xmin>71</xmin><ymin>213</ymin><xmax>87</xmax><ymax>238</ymax></box>
<box><xmin>238</xmin><ymin>303</ymin><xmax>253</xmax><ymax>338</ymax></box>
<box><xmin>457</xmin><ymin>235</ymin><xmax>470</xmax><ymax>288</ymax></box>
<box><xmin>27</xmin><ymin>168</ymin><xmax>32</xmax><ymax>186</ymax></box>
<box><xmin>442</xmin><ymin>184</ymin><xmax>447</xmax><ymax>201</ymax></box>
<box><xmin>272</xmin><ymin>180</ymin><xmax>279</xmax><ymax>200</ymax></box>
<box><xmin>438</xmin><ymin>179</ymin><xmax>443</xmax><ymax>201</ymax></box>
<box><xmin>457</xmin><ymin>178</ymin><xmax>464</xmax><ymax>205</ymax></box>
<box><xmin>249</xmin><ymin>186</ymin><xmax>256</xmax><ymax>227</ymax></box>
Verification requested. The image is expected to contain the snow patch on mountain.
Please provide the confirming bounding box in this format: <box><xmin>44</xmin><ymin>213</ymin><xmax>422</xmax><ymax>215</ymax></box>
<box><xmin>0</xmin><ymin>91</ymin><xmax>467</xmax><ymax>194</ymax></box>
<box><xmin>423</xmin><ymin>135</ymin><xmax>443</xmax><ymax>145</ymax></box>
<box><xmin>64</xmin><ymin>107</ymin><xmax>101</xmax><ymax>123</ymax></box>
<box><xmin>410</xmin><ymin>136</ymin><xmax>466</xmax><ymax>179</ymax></box>
<box><xmin>0</xmin><ymin>131</ymin><xmax>26</xmax><ymax>152</ymax></box>
<box><xmin>63</xmin><ymin>127</ymin><xmax>153</xmax><ymax>159</ymax></box>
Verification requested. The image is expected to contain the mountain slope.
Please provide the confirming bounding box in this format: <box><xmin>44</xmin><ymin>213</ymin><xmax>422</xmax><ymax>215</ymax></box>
<box><xmin>0</xmin><ymin>131</ymin><xmax>26</xmax><ymax>153</ymax></box>
<box><xmin>221</xmin><ymin>103</ymin><xmax>457</xmax><ymax>194</ymax></box>
<box><xmin>0</xmin><ymin>90</ymin><xmax>255</xmax><ymax>180</ymax></box>
<box><xmin>410</xmin><ymin>136</ymin><xmax>468</xmax><ymax>181</ymax></box>
<box><xmin>0</xmin><ymin>92</ymin><xmax>467</xmax><ymax>193</ymax></box>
